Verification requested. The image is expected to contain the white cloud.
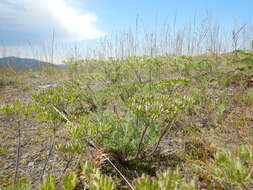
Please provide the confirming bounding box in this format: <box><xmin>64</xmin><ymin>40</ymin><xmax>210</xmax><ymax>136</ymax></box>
<box><xmin>48</xmin><ymin>0</ymin><xmax>104</xmax><ymax>40</ymax></box>
<box><xmin>0</xmin><ymin>0</ymin><xmax>104</xmax><ymax>44</ymax></box>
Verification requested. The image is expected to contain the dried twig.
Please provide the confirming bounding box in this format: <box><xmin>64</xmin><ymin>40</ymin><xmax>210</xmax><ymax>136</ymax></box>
<box><xmin>149</xmin><ymin>119</ymin><xmax>175</xmax><ymax>156</ymax></box>
<box><xmin>40</xmin><ymin>135</ymin><xmax>55</xmax><ymax>182</ymax></box>
<box><xmin>56</xmin><ymin>155</ymin><xmax>74</xmax><ymax>187</ymax></box>
<box><xmin>135</xmin><ymin>124</ymin><xmax>149</xmax><ymax>159</ymax></box>
<box><xmin>14</xmin><ymin>120</ymin><xmax>22</xmax><ymax>184</ymax></box>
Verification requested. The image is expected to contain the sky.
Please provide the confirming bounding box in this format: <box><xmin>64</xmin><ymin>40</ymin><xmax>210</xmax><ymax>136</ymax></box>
<box><xmin>0</xmin><ymin>0</ymin><xmax>253</xmax><ymax>60</ymax></box>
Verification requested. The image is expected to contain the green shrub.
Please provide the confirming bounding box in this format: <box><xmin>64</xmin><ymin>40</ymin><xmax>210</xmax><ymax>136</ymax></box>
<box><xmin>210</xmin><ymin>145</ymin><xmax>253</xmax><ymax>188</ymax></box>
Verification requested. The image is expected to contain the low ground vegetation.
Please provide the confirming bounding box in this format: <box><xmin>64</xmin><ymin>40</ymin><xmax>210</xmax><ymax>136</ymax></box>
<box><xmin>0</xmin><ymin>50</ymin><xmax>252</xmax><ymax>189</ymax></box>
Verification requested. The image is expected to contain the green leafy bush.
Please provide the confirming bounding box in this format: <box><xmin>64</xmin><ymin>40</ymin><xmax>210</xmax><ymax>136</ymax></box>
<box><xmin>210</xmin><ymin>145</ymin><xmax>253</xmax><ymax>188</ymax></box>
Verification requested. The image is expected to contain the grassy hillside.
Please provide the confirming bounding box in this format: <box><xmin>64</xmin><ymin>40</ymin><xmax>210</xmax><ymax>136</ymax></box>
<box><xmin>0</xmin><ymin>50</ymin><xmax>252</xmax><ymax>189</ymax></box>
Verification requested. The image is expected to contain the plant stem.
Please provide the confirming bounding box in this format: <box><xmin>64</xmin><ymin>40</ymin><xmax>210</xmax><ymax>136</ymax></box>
<box><xmin>40</xmin><ymin>135</ymin><xmax>55</xmax><ymax>182</ymax></box>
<box><xmin>14</xmin><ymin>120</ymin><xmax>21</xmax><ymax>184</ymax></box>
<box><xmin>135</xmin><ymin>120</ymin><xmax>149</xmax><ymax>159</ymax></box>
<box><xmin>241</xmin><ymin>183</ymin><xmax>249</xmax><ymax>190</ymax></box>
<box><xmin>56</xmin><ymin>155</ymin><xmax>73</xmax><ymax>187</ymax></box>
<box><xmin>150</xmin><ymin>120</ymin><xmax>175</xmax><ymax>156</ymax></box>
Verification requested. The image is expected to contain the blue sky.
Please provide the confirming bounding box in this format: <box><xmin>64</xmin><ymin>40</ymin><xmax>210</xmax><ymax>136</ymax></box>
<box><xmin>88</xmin><ymin>0</ymin><xmax>253</xmax><ymax>32</ymax></box>
<box><xmin>0</xmin><ymin>0</ymin><xmax>252</xmax><ymax>58</ymax></box>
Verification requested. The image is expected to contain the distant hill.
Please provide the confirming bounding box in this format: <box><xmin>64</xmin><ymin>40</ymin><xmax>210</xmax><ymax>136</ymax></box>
<box><xmin>0</xmin><ymin>57</ymin><xmax>54</xmax><ymax>70</ymax></box>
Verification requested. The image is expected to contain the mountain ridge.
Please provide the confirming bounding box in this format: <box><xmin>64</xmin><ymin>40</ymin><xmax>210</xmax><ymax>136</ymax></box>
<box><xmin>0</xmin><ymin>56</ymin><xmax>53</xmax><ymax>70</ymax></box>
